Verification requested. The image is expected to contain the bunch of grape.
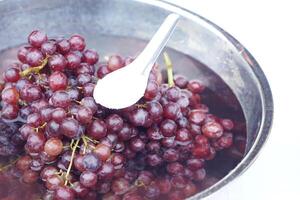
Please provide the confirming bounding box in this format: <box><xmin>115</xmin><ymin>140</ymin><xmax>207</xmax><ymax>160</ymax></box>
<box><xmin>0</xmin><ymin>30</ymin><xmax>236</xmax><ymax>200</ymax></box>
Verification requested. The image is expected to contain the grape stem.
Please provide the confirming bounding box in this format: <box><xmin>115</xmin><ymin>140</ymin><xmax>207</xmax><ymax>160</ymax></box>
<box><xmin>134</xmin><ymin>180</ymin><xmax>146</xmax><ymax>188</ymax></box>
<box><xmin>0</xmin><ymin>157</ymin><xmax>19</xmax><ymax>172</ymax></box>
<box><xmin>64</xmin><ymin>139</ymin><xmax>80</xmax><ymax>185</ymax></box>
<box><xmin>34</xmin><ymin>122</ymin><xmax>47</xmax><ymax>132</ymax></box>
<box><xmin>163</xmin><ymin>52</ymin><xmax>175</xmax><ymax>87</ymax></box>
<box><xmin>20</xmin><ymin>57</ymin><xmax>49</xmax><ymax>77</ymax></box>
<box><xmin>82</xmin><ymin>135</ymin><xmax>99</xmax><ymax>144</ymax></box>
<box><xmin>136</xmin><ymin>104</ymin><xmax>147</xmax><ymax>108</ymax></box>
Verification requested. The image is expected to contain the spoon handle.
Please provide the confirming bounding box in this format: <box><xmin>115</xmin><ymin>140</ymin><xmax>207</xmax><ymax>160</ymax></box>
<box><xmin>133</xmin><ymin>13</ymin><xmax>180</xmax><ymax>75</ymax></box>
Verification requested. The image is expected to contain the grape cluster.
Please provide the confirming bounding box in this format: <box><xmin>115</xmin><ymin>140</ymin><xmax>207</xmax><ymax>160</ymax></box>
<box><xmin>0</xmin><ymin>30</ymin><xmax>237</xmax><ymax>200</ymax></box>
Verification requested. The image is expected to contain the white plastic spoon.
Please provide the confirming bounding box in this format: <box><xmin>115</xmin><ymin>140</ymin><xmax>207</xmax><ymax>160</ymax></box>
<box><xmin>93</xmin><ymin>13</ymin><xmax>180</xmax><ymax>109</ymax></box>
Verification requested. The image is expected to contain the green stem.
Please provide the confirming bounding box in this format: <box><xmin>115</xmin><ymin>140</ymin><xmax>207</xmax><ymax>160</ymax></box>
<box><xmin>163</xmin><ymin>52</ymin><xmax>175</xmax><ymax>87</ymax></box>
<box><xmin>20</xmin><ymin>57</ymin><xmax>48</xmax><ymax>77</ymax></box>
<box><xmin>64</xmin><ymin>139</ymin><xmax>80</xmax><ymax>185</ymax></box>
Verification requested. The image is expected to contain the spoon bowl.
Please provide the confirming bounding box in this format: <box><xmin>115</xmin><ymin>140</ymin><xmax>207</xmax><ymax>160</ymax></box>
<box><xmin>93</xmin><ymin>14</ymin><xmax>180</xmax><ymax>109</ymax></box>
<box><xmin>93</xmin><ymin>65</ymin><xmax>147</xmax><ymax>109</ymax></box>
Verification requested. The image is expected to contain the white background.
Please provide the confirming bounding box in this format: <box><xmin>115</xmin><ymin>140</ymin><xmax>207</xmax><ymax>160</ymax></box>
<box><xmin>166</xmin><ymin>0</ymin><xmax>300</xmax><ymax>199</ymax></box>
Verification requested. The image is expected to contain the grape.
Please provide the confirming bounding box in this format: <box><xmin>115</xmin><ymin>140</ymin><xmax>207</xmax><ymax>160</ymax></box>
<box><xmin>16</xmin><ymin>155</ymin><xmax>32</xmax><ymax>171</ymax></box>
<box><xmin>46</xmin><ymin>174</ymin><xmax>64</xmax><ymax>190</ymax></box>
<box><xmin>98</xmin><ymin>162</ymin><xmax>115</xmax><ymax>180</ymax></box>
<box><xmin>73</xmin><ymin>154</ymin><xmax>85</xmax><ymax>172</ymax></box>
<box><xmin>65</xmin><ymin>51</ymin><xmax>81</xmax><ymax>69</ymax></box>
<box><xmin>106</xmin><ymin>114</ymin><xmax>124</xmax><ymax>132</ymax></box>
<box><xmin>145</xmin><ymin>184</ymin><xmax>161</xmax><ymax>199</ymax></box>
<box><xmin>50</xmin><ymin>91</ymin><xmax>71</xmax><ymax>108</ymax></box>
<box><xmin>174</xmin><ymin>74</ymin><xmax>188</xmax><ymax>88</ymax></box>
<box><xmin>22</xmin><ymin>169</ymin><xmax>39</xmax><ymax>183</ymax></box>
<box><xmin>20</xmin><ymin>84</ymin><xmax>42</xmax><ymax>102</ymax></box>
<box><xmin>183</xmin><ymin>181</ymin><xmax>197</xmax><ymax>197</ymax></box>
<box><xmin>30</xmin><ymin>158</ymin><xmax>45</xmax><ymax>171</ymax></box>
<box><xmin>16</xmin><ymin>78</ymin><xmax>30</xmax><ymax>91</ymax></box>
<box><xmin>57</xmin><ymin>39</ymin><xmax>71</xmax><ymax>55</ymax></box>
<box><xmin>82</xmin><ymin>153</ymin><xmax>101</xmax><ymax>172</ymax></box>
<box><xmin>146</xmin><ymin>101</ymin><xmax>163</xmax><ymax>121</ymax></box>
<box><xmin>129</xmin><ymin>108</ymin><xmax>150</xmax><ymax>127</ymax></box>
<box><xmin>67</xmin><ymin>88</ymin><xmax>80</xmax><ymax>101</ymax></box>
<box><xmin>71</xmin><ymin>181</ymin><xmax>89</xmax><ymax>198</ymax></box>
<box><xmin>117</xmin><ymin>123</ymin><xmax>132</xmax><ymax>141</ymax></box>
<box><xmin>82</xmin><ymin>83</ymin><xmax>95</xmax><ymax>97</ymax></box>
<box><xmin>45</xmin><ymin>120</ymin><xmax>61</xmax><ymax>138</ymax></box>
<box><xmin>41</xmin><ymin>41</ymin><xmax>57</xmax><ymax>55</ymax></box>
<box><xmin>1</xmin><ymin>104</ymin><xmax>19</xmax><ymax>119</ymax></box>
<box><xmin>156</xmin><ymin>178</ymin><xmax>172</xmax><ymax>194</ymax></box>
<box><xmin>26</xmin><ymin>112</ymin><xmax>43</xmax><ymax>127</ymax></box>
<box><xmin>40</xmin><ymin>106</ymin><xmax>54</xmax><ymax>122</ymax></box>
<box><xmin>19</xmin><ymin>124</ymin><xmax>35</xmax><ymax>140</ymax></box>
<box><xmin>136</xmin><ymin>171</ymin><xmax>153</xmax><ymax>185</ymax></box>
<box><xmin>107</xmin><ymin>55</ymin><xmax>124</xmax><ymax>71</ymax></box>
<box><xmin>83</xmin><ymin>49</ymin><xmax>99</xmax><ymax>65</ymax></box>
<box><xmin>87</xmin><ymin>119</ymin><xmax>107</xmax><ymax>140</ymax></box>
<box><xmin>28</xmin><ymin>30</ymin><xmax>48</xmax><ymax>47</ymax></box>
<box><xmin>49</xmin><ymin>71</ymin><xmax>68</xmax><ymax>91</ymax></box>
<box><xmin>77</xmin><ymin>63</ymin><xmax>95</xmax><ymax>75</ymax></box>
<box><xmin>48</xmin><ymin>54</ymin><xmax>67</xmax><ymax>71</ymax></box>
<box><xmin>51</xmin><ymin>108</ymin><xmax>67</xmax><ymax>122</ymax></box>
<box><xmin>163</xmin><ymin>102</ymin><xmax>180</xmax><ymax>120</ymax></box>
<box><xmin>97</xmin><ymin>64</ymin><xmax>110</xmax><ymax>78</ymax></box>
<box><xmin>111</xmin><ymin>178</ymin><xmax>130</xmax><ymax>195</ymax></box>
<box><xmin>4</xmin><ymin>67</ymin><xmax>21</xmax><ymax>83</ymax></box>
<box><xmin>111</xmin><ymin>153</ymin><xmax>125</xmax><ymax>169</ymax></box>
<box><xmin>177</xmin><ymin>116</ymin><xmax>189</xmax><ymax>128</ymax></box>
<box><xmin>147</xmin><ymin>126</ymin><xmax>163</xmax><ymax>141</ymax></box>
<box><xmin>171</xmin><ymin>175</ymin><xmax>187</xmax><ymax>189</ymax></box>
<box><xmin>175</xmin><ymin>128</ymin><xmax>192</xmax><ymax>143</ymax></box>
<box><xmin>202</xmin><ymin>121</ymin><xmax>224</xmax><ymax>139</ymax></box>
<box><xmin>165</xmin><ymin>86</ymin><xmax>180</xmax><ymax>101</ymax></box>
<box><xmin>220</xmin><ymin>118</ymin><xmax>234</xmax><ymax>130</ymax></box>
<box><xmin>166</xmin><ymin>162</ymin><xmax>184</xmax><ymax>175</ymax></box>
<box><xmin>40</xmin><ymin>166</ymin><xmax>58</xmax><ymax>181</ymax></box>
<box><xmin>97</xmin><ymin>181</ymin><xmax>111</xmax><ymax>194</ymax></box>
<box><xmin>161</xmin><ymin>136</ymin><xmax>176</xmax><ymax>148</ymax></box>
<box><xmin>124</xmin><ymin>170</ymin><xmax>138</xmax><ymax>182</ymax></box>
<box><xmin>215</xmin><ymin>132</ymin><xmax>233</xmax><ymax>149</ymax></box>
<box><xmin>160</xmin><ymin>119</ymin><xmax>177</xmax><ymax>137</ymax></box>
<box><xmin>163</xmin><ymin>148</ymin><xmax>179</xmax><ymax>162</ymax></box>
<box><xmin>26</xmin><ymin>132</ymin><xmax>46</xmax><ymax>153</ymax></box>
<box><xmin>146</xmin><ymin>154</ymin><xmax>162</xmax><ymax>166</ymax></box>
<box><xmin>1</xmin><ymin>87</ymin><xmax>19</xmax><ymax>104</ymax></box>
<box><xmin>26</xmin><ymin>48</ymin><xmax>44</xmax><ymax>67</ymax></box>
<box><xmin>77</xmin><ymin>106</ymin><xmax>93</xmax><ymax>124</ymax></box>
<box><xmin>69</xmin><ymin>34</ymin><xmax>86</xmax><ymax>51</ymax></box>
<box><xmin>60</xmin><ymin>118</ymin><xmax>80</xmax><ymax>138</ymax></box>
<box><xmin>146</xmin><ymin>141</ymin><xmax>160</xmax><ymax>153</ymax></box>
<box><xmin>44</xmin><ymin>138</ymin><xmax>63</xmax><ymax>156</ymax></box>
<box><xmin>18</xmin><ymin>46</ymin><xmax>31</xmax><ymax>63</ymax></box>
<box><xmin>81</xmin><ymin>97</ymin><xmax>97</xmax><ymax>114</ymax></box>
<box><xmin>54</xmin><ymin>186</ymin><xmax>75</xmax><ymax>200</ymax></box>
<box><xmin>188</xmin><ymin>123</ymin><xmax>201</xmax><ymax>136</ymax></box>
<box><xmin>129</xmin><ymin>138</ymin><xmax>145</xmax><ymax>152</ymax></box>
<box><xmin>189</xmin><ymin>109</ymin><xmax>206</xmax><ymax>124</ymax></box>
<box><xmin>193</xmin><ymin>168</ymin><xmax>206</xmax><ymax>181</ymax></box>
<box><xmin>187</xmin><ymin>80</ymin><xmax>205</xmax><ymax>94</ymax></box>
<box><xmin>144</xmin><ymin>80</ymin><xmax>159</xmax><ymax>100</ymax></box>
<box><xmin>80</xmin><ymin>171</ymin><xmax>97</xmax><ymax>188</ymax></box>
